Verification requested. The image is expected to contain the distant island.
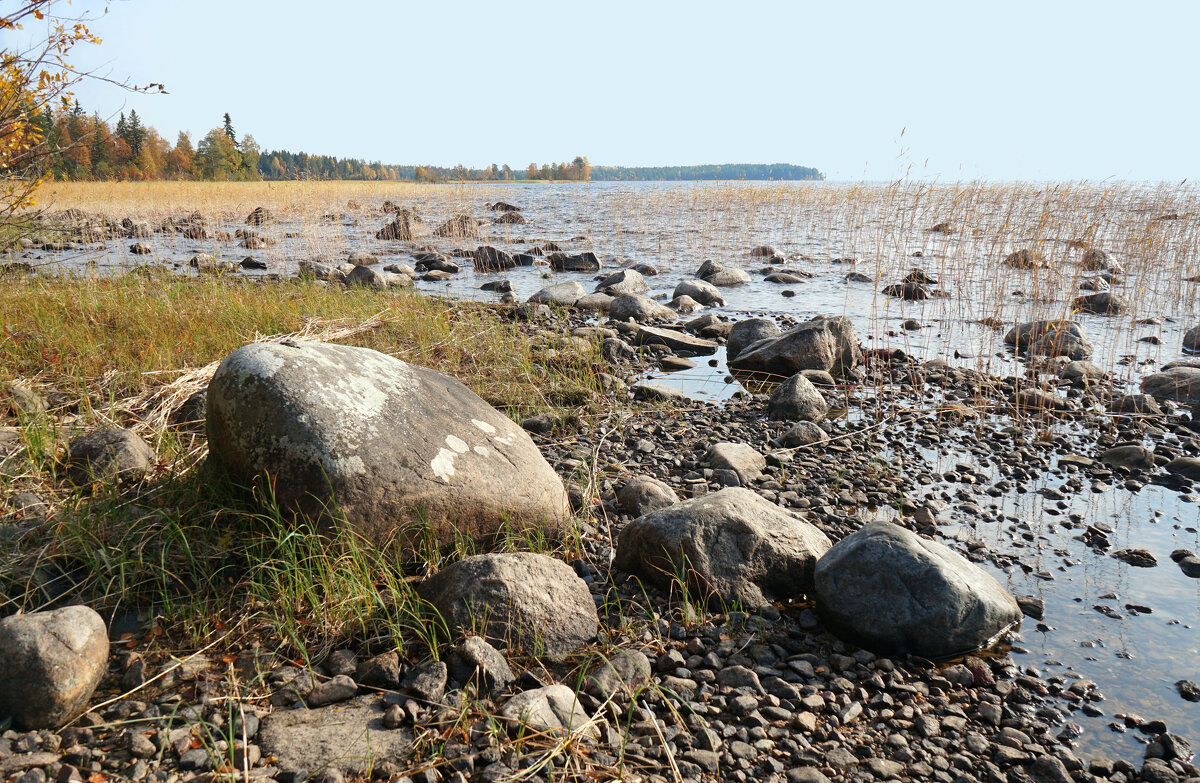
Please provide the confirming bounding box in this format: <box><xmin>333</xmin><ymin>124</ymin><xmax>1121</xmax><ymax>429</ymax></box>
<box><xmin>589</xmin><ymin>163</ymin><xmax>824</xmax><ymax>181</ymax></box>
<box><xmin>36</xmin><ymin>106</ymin><xmax>824</xmax><ymax>183</ymax></box>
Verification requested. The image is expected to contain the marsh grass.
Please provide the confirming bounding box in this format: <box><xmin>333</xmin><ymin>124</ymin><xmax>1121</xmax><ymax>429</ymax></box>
<box><xmin>0</xmin><ymin>273</ymin><xmax>610</xmax><ymax>660</ymax></box>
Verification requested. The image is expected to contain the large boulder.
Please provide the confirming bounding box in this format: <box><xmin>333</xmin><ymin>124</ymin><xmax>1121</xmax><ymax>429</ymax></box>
<box><xmin>614</xmin><ymin>487</ymin><xmax>832</xmax><ymax>607</ymax></box>
<box><xmin>767</xmin><ymin>373</ymin><xmax>828</xmax><ymax>422</ymax></box>
<box><xmin>617</xmin><ymin>477</ymin><xmax>679</xmax><ymax>517</ymax></box>
<box><xmin>728</xmin><ymin>315</ymin><xmax>862</xmax><ymax>379</ymax></box>
<box><xmin>814</xmin><ymin>522</ymin><xmax>1022</xmax><ymax>658</ymax></box>
<box><xmin>1142</xmin><ymin>365</ymin><xmax>1200</xmax><ymax>405</ymax></box>
<box><xmin>418</xmin><ymin>553</ymin><xmax>598</xmax><ymax>657</ymax></box>
<box><xmin>0</xmin><ymin>606</ymin><xmax>110</xmax><ymax>728</ymax></box>
<box><xmin>1005</xmin><ymin>320</ymin><xmax>1094</xmax><ymax>360</ymax></box>
<box><xmin>609</xmin><ymin>294</ymin><xmax>675</xmax><ymax>323</ymax></box>
<box><xmin>595</xmin><ymin>269</ymin><xmax>648</xmax><ymax>297</ymax></box>
<box><xmin>206</xmin><ymin>342</ymin><xmax>569</xmax><ymax>550</ymax></box>
<box><xmin>727</xmin><ymin>318</ymin><xmax>781</xmax><ymax>362</ymax></box>
<box><xmin>500</xmin><ymin>685</ymin><xmax>597</xmax><ymax>738</ymax></box>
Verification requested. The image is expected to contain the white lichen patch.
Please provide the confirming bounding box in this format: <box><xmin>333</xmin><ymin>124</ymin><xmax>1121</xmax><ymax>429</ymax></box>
<box><xmin>473</xmin><ymin>446</ymin><xmax>489</xmax><ymax>457</ymax></box>
<box><xmin>471</xmin><ymin>419</ymin><xmax>497</xmax><ymax>435</ymax></box>
<box><xmin>431</xmin><ymin>448</ymin><xmax>457</xmax><ymax>483</ymax></box>
<box><xmin>446</xmin><ymin>435</ymin><xmax>469</xmax><ymax>453</ymax></box>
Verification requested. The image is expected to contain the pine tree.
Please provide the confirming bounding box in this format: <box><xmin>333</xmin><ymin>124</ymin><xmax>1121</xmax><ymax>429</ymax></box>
<box><xmin>222</xmin><ymin>112</ymin><xmax>237</xmax><ymax>146</ymax></box>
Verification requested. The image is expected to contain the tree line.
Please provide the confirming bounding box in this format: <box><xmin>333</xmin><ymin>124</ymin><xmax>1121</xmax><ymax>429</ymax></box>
<box><xmin>33</xmin><ymin>107</ymin><xmax>822</xmax><ymax>183</ymax></box>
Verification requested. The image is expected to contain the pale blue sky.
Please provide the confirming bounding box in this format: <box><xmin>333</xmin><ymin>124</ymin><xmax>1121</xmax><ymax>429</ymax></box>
<box><xmin>16</xmin><ymin>0</ymin><xmax>1200</xmax><ymax>181</ymax></box>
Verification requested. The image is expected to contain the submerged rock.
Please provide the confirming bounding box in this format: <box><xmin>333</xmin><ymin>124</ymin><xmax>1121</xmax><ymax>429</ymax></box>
<box><xmin>814</xmin><ymin>522</ymin><xmax>1022</xmax><ymax>658</ymax></box>
<box><xmin>206</xmin><ymin>341</ymin><xmax>569</xmax><ymax>550</ymax></box>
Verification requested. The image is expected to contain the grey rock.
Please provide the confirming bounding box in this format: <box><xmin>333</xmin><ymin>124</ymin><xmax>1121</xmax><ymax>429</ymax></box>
<box><xmin>697</xmin><ymin>261</ymin><xmax>751</xmax><ymax>286</ymax></box>
<box><xmin>780</xmin><ymin>421</ymin><xmax>828</xmax><ymax>448</ymax></box>
<box><xmin>574</xmin><ymin>292</ymin><xmax>614</xmax><ymax>312</ymax></box>
<box><xmin>1166</xmin><ymin>457</ymin><xmax>1200</xmax><ymax>481</ymax></box>
<box><xmin>814</xmin><ymin>521</ymin><xmax>1022</xmax><ymax>658</ymax></box>
<box><xmin>584</xmin><ymin>649</ymin><xmax>652</xmax><ymax>700</ymax></box>
<box><xmin>1006</xmin><ymin>320</ymin><xmax>1093</xmax><ymax>360</ymax></box>
<box><xmin>767</xmin><ymin>373</ymin><xmax>829</xmax><ymax>422</ymax></box>
<box><xmin>727</xmin><ymin>318</ymin><xmax>781</xmax><ymax>362</ymax></box>
<box><xmin>206</xmin><ymin>342</ymin><xmax>569</xmax><ymax>551</ymax></box>
<box><xmin>500</xmin><ymin>685</ymin><xmax>597</xmax><ymax>738</ymax></box>
<box><xmin>616</xmin><ymin>477</ymin><xmax>680</xmax><ymax>517</ymax></box>
<box><xmin>1185</xmin><ymin>324</ymin><xmax>1200</xmax><ymax>351</ymax></box>
<box><xmin>1072</xmin><ymin>291</ymin><xmax>1130</xmax><ymax>315</ymax></box>
<box><xmin>1003</xmin><ymin>248</ymin><xmax>1046</xmax><ymax>269</ymax></box>
<box><xmin>418</xmin><ymin>553</ymin><xmax>598</xmax><ymax>656</ymax></box>
<box><xmin>0</xmin><ymin>606</ymin><xmax>109</xmax><ymax>729</ymax></box>
<box><xmin>297</xmin><ymin>260</ymin><xmax>346</xmax><ymax>282</ymax></box>
<box><xmin>446</xmin><ymin>636</ymin><xmax>514</xmax><ymax>691</ymax></box>
<box><xmin>633</xmin><ymin>325</ymin><xmax>718</xmax><ymax>355</ymax></box>
<box><xmin>672</xmin><ymin>279</ymin><xmax>725</xmax><ymax>306</ymax></box>
<box><xmin>729</xmin><ymin>315</ymin><xmax>862</xmax><ymax>378</ymax></box>
<box><xmin>258</xmin><ymin>695</ymin><xmax>413</xmax><ymax>775</ymax></box>
<box><xmin>705</xmin><ymin>442</ymin><xmax>766</xmax><ymax>483</ymax></box>
<box><xmin>527</xmin><ymin>282</ymin><xmax>586</xmax><ymax>307</ymax></box>
<box><xmin>614</xmin><ymin>487</ymin><xmax>832</xmax><ymax>607</ymax></box>
<box><xmin>400</xmin><ymin>660</ymin><xmax>447</xmax><ymax>703</ymax></box>
<box><xmin>304</xmin><ymin>675</ymin><xmax>357</xmax><ymax>707</ymax></box>
<box><xmin>345</xmin><ymin>264</ymin><xmax>389</xmax><ymax>289</ymax></box>
<box><xmin>66</xmin><ymin>428</ymin><xmax>154</xmax><ymax>485</ymax></box>
<box><xmin>1061</xmin><ymin>360</ymin><xmax>1107</xmax><ymax>384</ymax></box>
<box><xmin>608</xmin><ymin>294</ymin><xmax>675</xmax><ymax>322</ymax></box>
<box><xmin>1142</xmin><ymin>365</ymin><xmax>1200</xmax><ymax>405</ymax></box>
<box><xmin>595</xmin><ymin>269</ymin><xmax>648</xmax><ymax>297</ymax></box>
<box><xmin>346</xmin><ymin>252</ymin><xmax>378</xmax><ymax>267</ymax></box>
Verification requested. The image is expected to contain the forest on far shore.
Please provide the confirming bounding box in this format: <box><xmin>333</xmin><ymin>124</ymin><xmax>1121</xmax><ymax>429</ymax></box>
<box><xmin>35</xmin><ymin>105</ymin><xmax>823</xmax><ymax>183</ymax></box>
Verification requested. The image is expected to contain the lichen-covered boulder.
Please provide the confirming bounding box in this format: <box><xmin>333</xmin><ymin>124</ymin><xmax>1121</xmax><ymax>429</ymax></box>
<box><xmin>206</xmin><ymin>341</ymin><xmax>569</xmax><ymax>550</ymax></box>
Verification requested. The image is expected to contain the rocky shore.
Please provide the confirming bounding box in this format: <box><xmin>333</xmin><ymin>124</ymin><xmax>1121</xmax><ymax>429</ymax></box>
<box><xmin>3</xmin><ymin>206</ymin><xmax>1200</xmax><ymax>783</ymax></box>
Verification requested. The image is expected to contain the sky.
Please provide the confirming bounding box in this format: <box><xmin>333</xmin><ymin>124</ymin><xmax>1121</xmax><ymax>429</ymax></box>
<box><xmin>9</xmin><ymin>0</ymin><xmax>1200</xmax><ymax>181</ymax></box>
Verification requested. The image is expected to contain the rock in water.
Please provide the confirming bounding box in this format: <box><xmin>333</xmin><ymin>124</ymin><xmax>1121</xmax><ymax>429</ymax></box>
<box><xmin>728</xmin><ymin>315</ymin><xmax>862</xmax><ymax>379</ymax></box>
<box><xmin>206</xmin><ymin>342</ymin><xmax>569</xmax><ymax>550</ymax></box>
<box><xmin>0</xmin><ymin>606</ymin><xmax>110</xmax><ymax>728</ymax></box>
<box><xmin>1142</xmin><ymin>366</ymin><xmax>1200</xmax><ymax>405</ymax></box>
<box><xmin>614</xmin><ymin>487</ymin><xmax>832</xmax><ymax>607</ymax></box>
<box><xmin>727</xmin><ymin>318</ymin><xmax>781</xmax><ymax>362</ymax></box>
<box><xmin>813</xmin><ymin>522</ymin><xmax>1021</xmax><ymax>658</ymax></box>
<box><xmin>417</xmin><ymin>553</ymin><xmax>598</xmax><ymax>656</ymax></box>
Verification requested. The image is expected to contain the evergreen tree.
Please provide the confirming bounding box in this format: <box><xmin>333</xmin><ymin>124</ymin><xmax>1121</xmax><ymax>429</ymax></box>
<box><xmin>222</xmin><ymin>112</ymin><xmax>237</xmax><ymax>146</ymax></box>
<box><xmin>126</xmin><ymin>109</ymin><xmax>145</xmax><ymax>155</ymax></box>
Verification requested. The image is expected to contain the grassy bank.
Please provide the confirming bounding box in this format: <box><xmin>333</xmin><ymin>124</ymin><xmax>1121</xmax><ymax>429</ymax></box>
<box><xmin>0</xmin><ymin>275</ymin><xmax>609</xmax><ymax>662</ymax></box>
